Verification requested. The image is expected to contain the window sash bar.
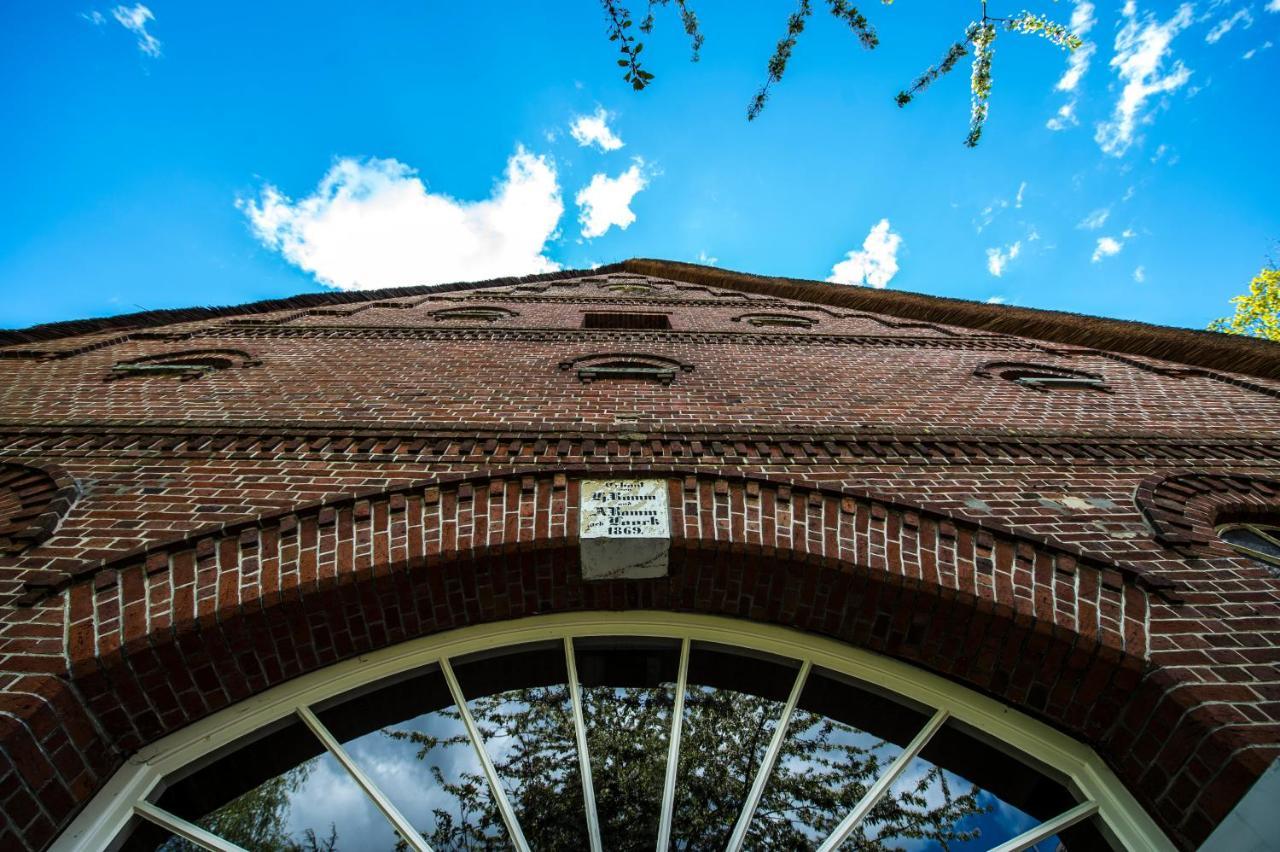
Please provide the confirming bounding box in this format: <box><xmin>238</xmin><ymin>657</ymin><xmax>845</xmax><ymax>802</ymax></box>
<box><xmin>439</xmin><ymin>657</ymin><xmax>532</xmax><ymax>852</ymax></box>
<box><xmin>815</xmin><ymin>707</ymin><xmax>950</xmax><ymax>852</ymax></box>
<box><xmin>295</xmin><ymin>706</ymin><xmax>432</xmax><ymax>852</ymax></box>
<box><xmin>1015</xmin><ymin>377</ymin><xmax>1105</xmax><ymax>387</ymax></box>
<box><xmin>1253</xmin><ymin>526</ymin><xmax>1280</xmax><ymax>548</ymax></box>
<box><xmin>985</xmin><ymin>800</ymin><xmax>1100</xmax><ymax>852</ymax></box>
<box><xmin>655</xmin><ymin>637</ymin><xmax>691</xmax><ymax>852</ymax></box>
<box><xmin>724</xmin><ymin>659</ymin><xmax>813</xmax><ymax>852</ymax></box>
<box><xmin>564</xmin><ymin>638</ymin><xmax>603</xmax><ymax>852</ymax></box>
<box><xmin>132</xmin><ymin>801</ymin><xmax>248</xmax><ymax>852</ymax></box>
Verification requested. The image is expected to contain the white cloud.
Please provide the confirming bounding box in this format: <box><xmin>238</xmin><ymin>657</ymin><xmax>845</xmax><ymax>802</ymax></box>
<box><xmin>111</xmin><ymin>4</ymin><xmax>161</xmax><ymax>57</ymax></box>
<box><xmin>986</xmin><ymin>242</ymin><xmax>1022</xmax><ymax>277</ymax></box>
<box><xmin>1133</xmin><ymin>265</ymin><xmax>1147</xmax><ymax>282</ymax></box>
<box><xmin>1078</xmin><ymin>208</ymin><xmax>1111</xmax><ymax>230</ymax></box>
<box><xmin>575</xmin><ymin>160</ymin><xmax>647</xmax><ymax>238</ymax></box>
<box><xmin>1243</xmin><ymin>40</ymin><xmax>1274</xmax><ymax>58</ymax></box>
<box><xmin>1095</xmin><ymin>2</ymin><xmax>1194</xmax><ymax>156</ymax></box>
<box><xmin>1268</xmin><ymin>0</ymin><xmax>1280</xmax><ymax>10</ymax></box>
<box><xmin>81</xmin><ymin>10</ymin><xmax>106</xmax><ymax>24</ymax></box>
<box><xmin>1015</xmin><ymin>181</ymin><xmax>1027</xmax><ymax>208</ymax></box>
<box><xmin>239</xmin><ymin>149</ymin><xmax>564</xmax><ymax>290</ymax></box>
<box><xmin>1206</xmin><ymin>6</ymin><xmax>1254</xmax><ymax>42</ymax></box>
<box><xmin>1092</xmin><ymin>236</ymin><xmax>1125</xmax><ymax>261</ymax></box>
<box><xmin>696</xmin><ymin>250</ymin><xmax>719</xmax><ymax>265</ymax></box>
<box><xmin>1047</xmin><ymin>102</ymin><xmax>1080</xmax><ymax>131</ymax></box>
<box><xmin>569</xmin><ymin>107</ymin><xmax>624</xmax><ymax>152</ymax></box>
<box><xmin>985</xmin><ymin>296</ymin><xmax>1007</xmax><ymax>304</ymax></box>
<box><xmin>827</xmin><ymin>219</ymin><xmax>902</xmax><ymax>288</ymax></box>
<box><xmin>1047</xmin><ymin>1</ymin><xmax>1097</xmax><ymax>130</ymax></box>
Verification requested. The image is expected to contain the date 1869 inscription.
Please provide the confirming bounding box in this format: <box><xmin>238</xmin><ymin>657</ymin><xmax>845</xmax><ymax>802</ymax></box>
<box><xmin>579</xmin><ymin>479</ymin><xmax>670</xmax><ymax>580</ymax></box>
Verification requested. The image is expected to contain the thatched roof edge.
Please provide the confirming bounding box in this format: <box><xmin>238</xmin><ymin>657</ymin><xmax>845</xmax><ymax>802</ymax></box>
<box><xmin>0</xmin><ymin>264</ymin><xmax>626</xmax><ymax>347</ymax></box>
<box><xmin>5</xmin><ymin>256</ymin><xmax>1277</xmax><ymax>381</ymax></box>
<box><xmin>621</xmin><ymin>258</ymin><xmax>1280</xmax><ymax>381</ymax></box>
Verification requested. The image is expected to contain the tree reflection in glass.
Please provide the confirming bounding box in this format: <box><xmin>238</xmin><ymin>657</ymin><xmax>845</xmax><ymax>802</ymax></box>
<box><xmin>132</xmin><ymin>641</ymin><xmax>1104</xmax><ymax>852</ymax></box>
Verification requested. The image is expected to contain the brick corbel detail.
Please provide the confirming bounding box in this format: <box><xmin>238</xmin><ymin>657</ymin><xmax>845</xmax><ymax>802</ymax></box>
<box><xmin>0</xmin><ymin>468</ymin><xmax>1243</xmax><ymax>851</ymax></box>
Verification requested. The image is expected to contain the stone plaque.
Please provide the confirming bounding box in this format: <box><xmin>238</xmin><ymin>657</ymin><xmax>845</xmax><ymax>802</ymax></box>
<box><xmin>579</xmin><ymin>479</ymin><xmax>670</xmax><ymax>581</ymax></box>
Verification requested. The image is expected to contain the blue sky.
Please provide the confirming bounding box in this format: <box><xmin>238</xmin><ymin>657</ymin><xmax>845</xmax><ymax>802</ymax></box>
<box><xmin>1</xmin><ymin>1</ymin><xmax>1277</xmax><ymax>330</ymax></box>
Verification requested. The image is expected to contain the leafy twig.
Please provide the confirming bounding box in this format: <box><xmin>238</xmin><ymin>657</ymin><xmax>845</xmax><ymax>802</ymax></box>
<box><xmin>1003</xmin><ymin>11</ymin><xmax>1084</xmax><ymax>49</ymax></box>
<box><xmin>641</xmin><ymin>0</ymin><xmax>705</xmax><ymax>60</ymax></box>
<box><xmin>601</xmin><ymin>0</ymin><xmax>653</xmax><ymax>90</ymax></box>
<box><xmin>748</xmin><ymin>0</ymin><xmax>814</xmax><ymax>121</ymax></box>
<box><xmin>966</xmin><ymin>21</ymin><xmax>996</xmax><ymax>147</ymax></box>
<box><xmin>826</xmin><ymin>0</ymin><xmax>879</xmax><ymax>49</ymax></box>
<box><xmin>896</xmin><ymin>38</ymin><xmax>970</xmax><ymax>107</ymax></box>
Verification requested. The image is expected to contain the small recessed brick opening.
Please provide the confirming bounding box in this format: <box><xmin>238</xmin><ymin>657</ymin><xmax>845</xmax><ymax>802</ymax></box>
<box><xmin>582</xmin><ymin>313</ymin><xmax>672</xmax><ymax>330</ymax></box>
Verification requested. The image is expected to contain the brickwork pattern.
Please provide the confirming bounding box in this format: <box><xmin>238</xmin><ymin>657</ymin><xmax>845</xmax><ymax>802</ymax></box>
<box><xmin>0</xmin><ymin>272</ymin><xmax>1277</xmax><ymax>850</ymax></box>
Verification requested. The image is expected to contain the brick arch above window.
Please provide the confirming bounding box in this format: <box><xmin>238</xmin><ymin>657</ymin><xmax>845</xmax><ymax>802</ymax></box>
<box><xmin>973</xmin><ymin>360</ymin><xmax>1110</xmax><ymax>391</ymax></box>
<box><xmin>11</xmin><ymin>469</ymin><xmax>1246</xmax><ymax>850</ymax></box>
<box><xmin>0</xmin><ymin>461</ymin><xmax>78</xmax><ymax>555</ymax></box>
<box><xmin>1136</xmin><ymin>471</ymin><xmax>1280</xmax><ymax>550</ymax></box>
<box><xmin>559</xmin><ymin>352</ymin><xmax>694</xmax><ymax>384</ymax></box>
<box><xmin>107</xmin><ymin>348</ymin><xmax>261</xmax><ymax>381</ymax></box>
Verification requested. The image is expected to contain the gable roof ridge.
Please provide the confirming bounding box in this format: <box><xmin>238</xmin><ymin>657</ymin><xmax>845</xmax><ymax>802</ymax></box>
<box><xmin>621</xmin><ymin>258</ymin><xmax>1280</xmax><ymax>381</ymax></box>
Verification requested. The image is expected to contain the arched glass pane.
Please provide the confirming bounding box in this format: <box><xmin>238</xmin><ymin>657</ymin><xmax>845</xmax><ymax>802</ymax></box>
<box><xmin>452</xmin><ymin>642</ymin><xmax>586</xmax><ymax>850</ymax></box>
<box><xmin>743</xmin><ymin>668</ymin><xmax>930</xmax><ymax>849</ymax></box>
<box><xmin>575</xmin><ymin>637</ymin><xmax>681</xmax><ymax>851</ymax></box>
<box><xmin>149</xmin><ymin>716</ymin><xmax>398</xmax><ymax>851</ymax></box>
<box><xmin>1220</xmin><ymin>525</ymin><xmax>1280</xmax><ymax>562</ymax></box>
<box><xmin>853</xmin><ymin>720</ymin><xmax>1112</xmax><ymax>850</ymax></box>
<box><xmin>111</xmin><ymin>816</ymin><xmax>172</xmax><ymax>852</ymax></box>
<box><xmin>671</xmin><ymin>643</ymin><xmax>800</xmax><ymax>849</ymax></box>
<box><xmin>105</xmin><ymin>627</ymin><xmax>1133</xmax><ymax>852</ymax></box>
<box><xmin>315</xmin><ymin>664</ymin><xmax>502</xmax><ymax>850</ymax></box>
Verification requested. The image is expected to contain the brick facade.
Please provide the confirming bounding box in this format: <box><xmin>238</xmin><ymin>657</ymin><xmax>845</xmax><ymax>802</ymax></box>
<box><xmin>1</xmin><ymin>263</ymin><xmax>1278</xmax><ymax>849</ymax></box>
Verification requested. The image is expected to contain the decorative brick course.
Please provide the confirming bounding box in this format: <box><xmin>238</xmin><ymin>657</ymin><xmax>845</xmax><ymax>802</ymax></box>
<box><xmin>0</xmin><ymin>269</ymin><xmax>1278</xmax><ymax>850</ymax></box>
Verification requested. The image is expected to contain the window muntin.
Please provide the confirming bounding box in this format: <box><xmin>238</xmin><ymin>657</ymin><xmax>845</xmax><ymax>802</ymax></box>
<box><xmin>113</xmin><ymin>629</ymin><xmax>1123</xmax><ymax>852</ymax></box>
<box><xmin>1217</xmin><ymin>522</ymin><xmax>1280</xmax><ymax>568</ymax></box>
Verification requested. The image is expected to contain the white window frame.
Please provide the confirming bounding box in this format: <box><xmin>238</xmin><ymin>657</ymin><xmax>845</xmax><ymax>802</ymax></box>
<box><xmin>51</xmin><ymin>611</ymin><xmax>1173</xmax><ymax>852</ymax></box>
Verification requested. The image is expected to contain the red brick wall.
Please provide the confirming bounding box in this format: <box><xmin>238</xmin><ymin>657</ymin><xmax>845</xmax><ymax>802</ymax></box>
<box><xmin>1</xmin><ymin>272</ymin><xmax>1278</xmax><ymax>850</ymax></box>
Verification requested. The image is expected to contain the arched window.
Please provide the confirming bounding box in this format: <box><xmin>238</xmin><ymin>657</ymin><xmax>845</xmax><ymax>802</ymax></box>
<box><xmin>560</xmin><ymin>353</ymin><xmax>693</xmax><ymax>385</ymax></box>
<box><xmin>431</xmin><ymin>307</ymin><xmax>516</xmax><ymax>323</ymax></box>
<box><xmin>108</xmin><ymin>350</ymin><xmax>260</xmax><ymax>381</ymax></box>
<box><xmin>78</xmin><ymin>616</ymin><xmax>1160</xmax><ymax>851</ymax></box>
<box><xmin>733</xmin><ymin>313</ymin><xmax>816</xmax><ymax>328</ymax></box>
<box><xmin>605</xmin><ymin>283</ymin><xmax>657</xmax><ymax>295</ymax></box>
<box><xmin>1216</xmin><ymin>521</ymin><xmax>1280</xmax><ymax>570</ymax></box>
<box><xmin>975</xmin><ymin>362</ymin><xmax>1109</xmax><ymax>391</ymax></box>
